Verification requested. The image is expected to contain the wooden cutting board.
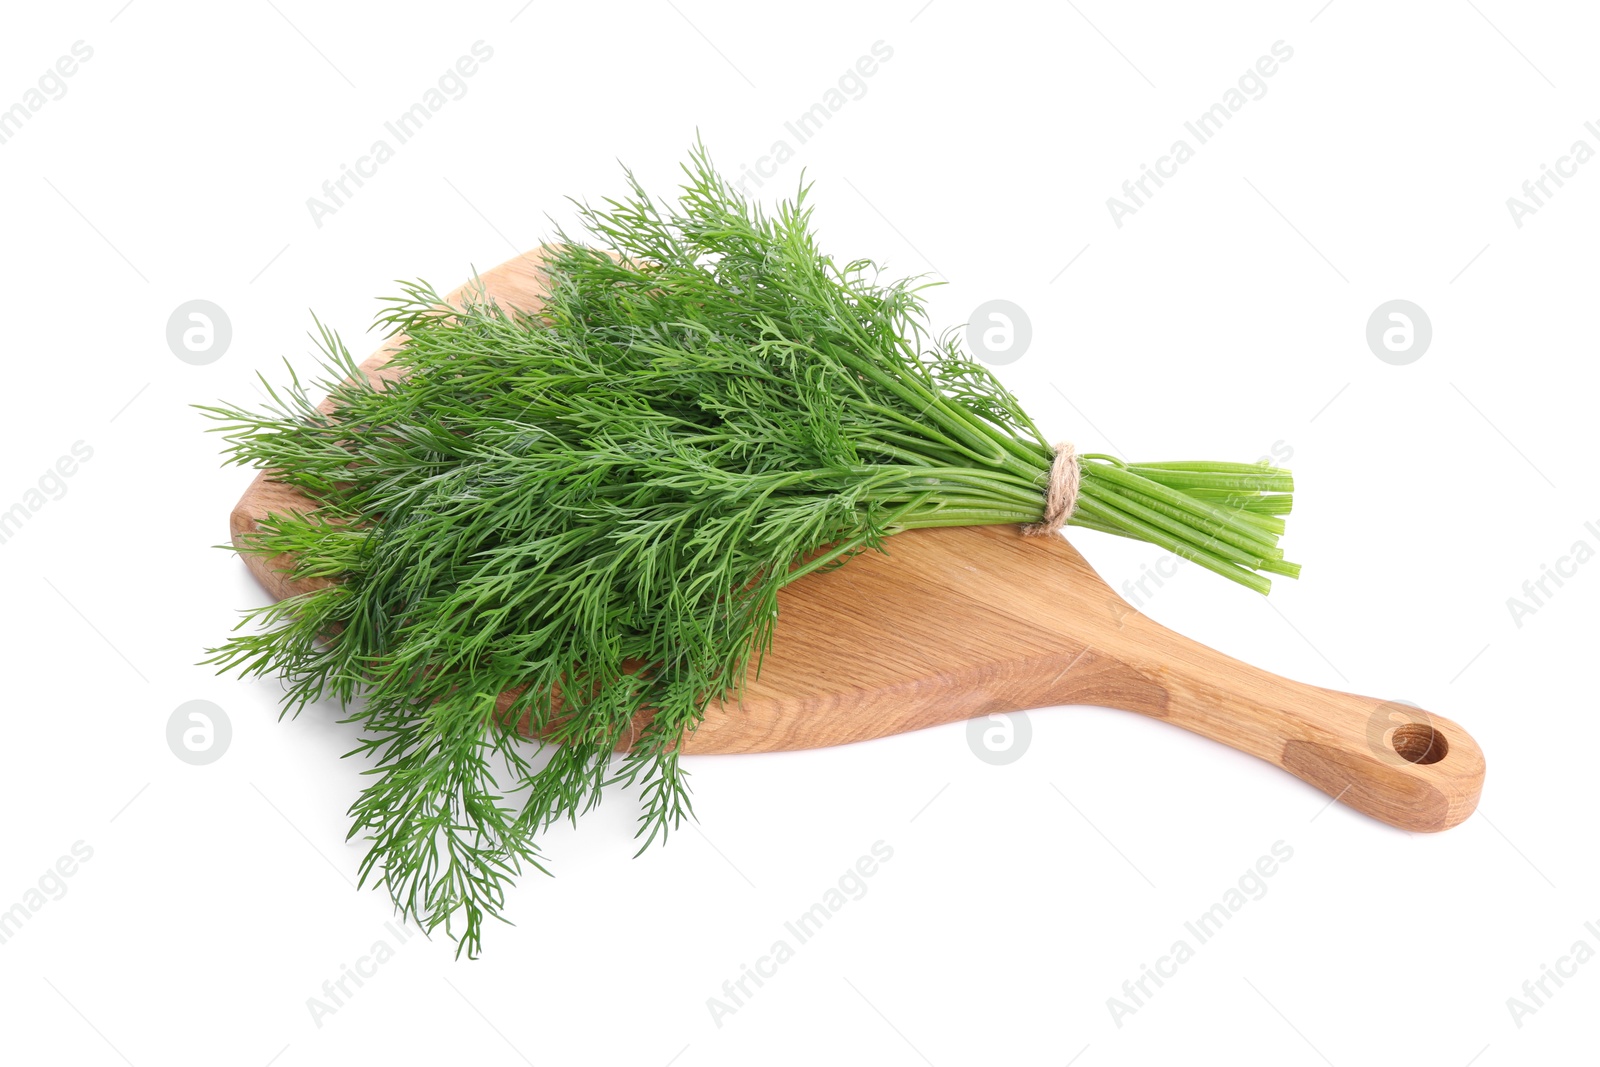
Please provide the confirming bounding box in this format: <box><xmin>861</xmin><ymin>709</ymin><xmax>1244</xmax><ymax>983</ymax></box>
<box><xmin>230</xmin><ymin>248</ymin><xmax>1485</xmax><ymax>833</ymax></box>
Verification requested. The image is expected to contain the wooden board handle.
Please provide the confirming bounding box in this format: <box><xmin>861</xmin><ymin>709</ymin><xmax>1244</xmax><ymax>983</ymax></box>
<box><xmin>1105</xmin><ymin>613</ymin><xmax>1485</xmax><ymax>832</ymax></box>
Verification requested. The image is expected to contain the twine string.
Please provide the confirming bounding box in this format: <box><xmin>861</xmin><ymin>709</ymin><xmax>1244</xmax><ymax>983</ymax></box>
<box><xmin>1022</xmin><ymin>441</ymin><xmax>1080</xmax><ymax>537</ymax></box>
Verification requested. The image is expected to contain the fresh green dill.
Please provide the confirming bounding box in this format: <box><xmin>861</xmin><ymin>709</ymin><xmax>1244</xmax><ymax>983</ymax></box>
<box><xmin>200</xmin><ymin>143</ymin><xmax>1296</xmax><ymax>956</ymax></box>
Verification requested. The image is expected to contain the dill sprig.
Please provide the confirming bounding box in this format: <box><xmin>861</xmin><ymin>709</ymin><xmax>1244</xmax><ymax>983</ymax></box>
<box><xmin>200</xmin><ymin>144</ymin><xmax>1296</xmax><ymax>956</ymax></box>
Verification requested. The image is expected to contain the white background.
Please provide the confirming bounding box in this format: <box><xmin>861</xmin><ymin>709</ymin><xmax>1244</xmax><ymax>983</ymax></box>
<box><xmin>1</xmin><ymin>2</ymin><xmax>1595</xmax><ymax>1064</ymax></box>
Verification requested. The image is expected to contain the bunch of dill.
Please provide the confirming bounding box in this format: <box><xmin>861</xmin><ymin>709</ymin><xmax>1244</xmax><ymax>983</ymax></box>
<box><xmin>202</xmin><ymin>145</ymin><xmax>1296</xmax><ymax>955</ymax></box>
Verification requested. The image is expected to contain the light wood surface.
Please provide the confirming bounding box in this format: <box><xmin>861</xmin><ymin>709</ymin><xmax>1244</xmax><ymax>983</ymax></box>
<box><xmin>230</xmin><ymin>248</ymin><xmax>1485</xmax><ymax>833</ymax></box>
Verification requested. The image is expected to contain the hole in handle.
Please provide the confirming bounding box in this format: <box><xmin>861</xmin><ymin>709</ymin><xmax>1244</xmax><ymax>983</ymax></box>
<box><xmin>1391</xmin><ymin>722</ymin><xmax>1448</xmax><ymax>765</ymax></box>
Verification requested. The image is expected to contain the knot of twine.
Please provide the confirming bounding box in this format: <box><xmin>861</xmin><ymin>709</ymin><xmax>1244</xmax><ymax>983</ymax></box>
<box><xmin>1022</xmin><ymin>442</ymin><xmax>1080</xmax><ymax>537</ymax></box>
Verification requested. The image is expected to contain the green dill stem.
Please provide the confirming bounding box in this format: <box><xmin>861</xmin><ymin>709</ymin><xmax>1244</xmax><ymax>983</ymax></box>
<box><xmin>1086</xmin><ymin>462</ymin><xmax>1284</xmax><ymax>555</ymax></box>
<box><xmin>1072</xmin><ymin>496</ymin><xmax>1273</xmax><ymax>594</ymax></box>
<box><xmin>1130</xmin><ymin>467</ymin><xmax>1294</xmax><ymax>493</ymax></box>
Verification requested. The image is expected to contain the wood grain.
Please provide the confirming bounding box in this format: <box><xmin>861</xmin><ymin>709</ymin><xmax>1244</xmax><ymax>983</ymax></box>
<box><xmin>229</xmin><ymin>248</ymin><xmax>1486</xmax><ymax>833</ymax></box>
